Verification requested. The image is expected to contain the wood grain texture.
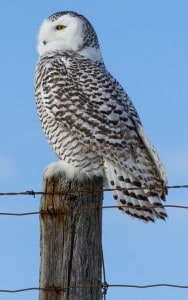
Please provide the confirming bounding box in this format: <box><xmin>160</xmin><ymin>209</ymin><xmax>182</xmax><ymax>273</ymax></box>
<box><xmin>39</xmin><ymin>172</ymin><xmax>103</xmax><ymax>300</ymax></box>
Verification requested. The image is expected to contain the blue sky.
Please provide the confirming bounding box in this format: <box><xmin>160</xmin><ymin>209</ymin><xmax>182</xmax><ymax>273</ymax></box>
<box><xmin>0</xmin><ymin>0</ymin><xmax>188</xmax><ymax>299</ymax></box>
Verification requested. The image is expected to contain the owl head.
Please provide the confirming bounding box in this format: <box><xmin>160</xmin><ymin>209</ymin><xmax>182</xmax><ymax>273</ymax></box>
<box><xmin>37</xmin><ymin>11</ymin><xmax>102</xmax><ymax>62</ymax></box>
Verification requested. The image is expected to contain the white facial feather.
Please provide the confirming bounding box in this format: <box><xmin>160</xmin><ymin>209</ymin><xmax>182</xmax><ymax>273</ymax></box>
<box><xmin>37</xmin><ymin>14</ymin><xmax>84</xmax><ymax>55</ymax></box>
<box><xmin>37</xmin><ymin>14</ymin><xmax>103</xmax><ymax>63</ymax></box>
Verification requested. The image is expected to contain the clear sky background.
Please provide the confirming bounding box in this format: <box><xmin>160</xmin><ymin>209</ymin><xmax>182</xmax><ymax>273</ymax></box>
<box><xmin>0</xmin><ymin>1</ymin><xmax>188</xmax><ymax>299</ymax></box>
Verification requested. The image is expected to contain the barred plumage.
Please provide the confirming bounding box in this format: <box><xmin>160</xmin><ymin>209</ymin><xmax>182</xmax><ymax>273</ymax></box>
<box><xmin>35</xmin><ymin>11</ymin><xmax>168</xmax><ymax>222</ymax></box>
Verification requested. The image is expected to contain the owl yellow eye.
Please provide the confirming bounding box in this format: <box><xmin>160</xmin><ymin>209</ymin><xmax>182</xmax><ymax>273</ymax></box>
<box><xmin>56</xmin><ymin>24</ymin><xmax>66</xmax><ymax>30</ymax></box>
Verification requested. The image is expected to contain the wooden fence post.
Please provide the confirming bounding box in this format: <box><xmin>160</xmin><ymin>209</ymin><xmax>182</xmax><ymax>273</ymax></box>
<box><xmin>39</xmin><ymin>171</ymin><xmax>103</xmax><ymax>300</ymax></box>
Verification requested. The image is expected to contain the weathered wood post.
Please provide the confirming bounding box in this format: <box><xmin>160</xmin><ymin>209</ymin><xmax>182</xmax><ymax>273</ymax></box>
<box><xmin>39</xmin><ymin>170</ymin><xmax>103</xmax><ymax>300</ymax></box>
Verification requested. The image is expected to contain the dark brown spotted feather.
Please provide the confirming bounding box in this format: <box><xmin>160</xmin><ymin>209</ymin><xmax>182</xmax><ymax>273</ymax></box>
<box><xmin>35</xmin><ymin>50</ymin><xmax>167</xmax><ymax>222</ymax></box>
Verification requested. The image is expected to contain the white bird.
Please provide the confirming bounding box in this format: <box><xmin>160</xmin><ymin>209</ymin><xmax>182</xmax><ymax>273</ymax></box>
<box><xmin>35</xmin><ymin>11</ymin><xmax>167</xmax><ymax>222</ymax></box>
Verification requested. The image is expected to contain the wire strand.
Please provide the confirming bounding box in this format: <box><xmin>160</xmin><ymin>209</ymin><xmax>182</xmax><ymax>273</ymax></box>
<box><xmin>0</xmin><ymin>204</ymin><xmax>188</xmax><ymax>217</ymax></box>
<box><xmin>0</xmin><ymin>184</ymin><xmax>188</xmax><ymax>197</ymax></box>
<box><xmin>1</xmin><ymin>283</ymin><xmax>188</xmax><ymax>293</ymax></box>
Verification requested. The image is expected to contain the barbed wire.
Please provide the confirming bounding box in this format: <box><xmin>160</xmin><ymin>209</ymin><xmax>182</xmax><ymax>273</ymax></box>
<box><xmin>0</xmin><ymin>184</ymin><xmax>188</xmax><ymax>197</ymax></box>
<box><xmin>0</xmin><ymin>204</ymin><xmax>188</xmax><ymax>217</ymax></box>
<box><xmin>1</xmin><ymin>282</ymin><xmax>188</xmax><ymax>294</ymax></box>
<box><xmin>1</xmin><ymin>203</ymin><xmax>181</xmax><ymax>215</ymax></box>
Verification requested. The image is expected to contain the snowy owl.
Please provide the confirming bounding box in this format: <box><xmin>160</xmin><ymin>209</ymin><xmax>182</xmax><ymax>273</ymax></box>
<box><xmin>35</xmin><ymin>11</ymin><xmax>167</xmax><ymax>222</ymax></box>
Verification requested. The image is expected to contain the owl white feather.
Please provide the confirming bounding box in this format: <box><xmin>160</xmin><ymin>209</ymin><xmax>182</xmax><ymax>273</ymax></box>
<box><xmin>35</xmin><ymin>11</ymin><xmax>168</xmax><ymax>222</ymax></box>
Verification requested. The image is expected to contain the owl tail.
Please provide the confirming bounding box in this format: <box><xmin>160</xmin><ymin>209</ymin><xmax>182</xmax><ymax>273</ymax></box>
<box><xmin>104</xmin><ymin>160</ymin><xmax>167</xmax><ymax>222</ymax></box>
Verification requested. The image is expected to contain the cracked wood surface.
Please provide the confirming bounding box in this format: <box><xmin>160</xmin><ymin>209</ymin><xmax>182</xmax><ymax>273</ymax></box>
<box><xmin>39</xmin><ymin>173</ymin><xmax>103</xmax><ymax>300</ymax></box>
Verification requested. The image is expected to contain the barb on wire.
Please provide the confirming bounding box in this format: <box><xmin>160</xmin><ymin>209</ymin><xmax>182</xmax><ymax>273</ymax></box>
<box><xmin>0</xmin><ymin>184</ymin><xmax>188</xmax><ymax>197</ymax></box>
<box><xmin>0</xmin><ymin>190</ymin><xmax>39</xmax><ymax>197</ymax></box>
<box><xmin>102</xmin><ymin>281</ymin><xmax>109</xmax><ymax>295</ymax></box>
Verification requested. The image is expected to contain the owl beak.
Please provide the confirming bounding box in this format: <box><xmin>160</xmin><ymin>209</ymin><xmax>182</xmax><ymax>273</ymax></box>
<box><xmin>43</xmin><ymin>40</ymin><xmax>47</xmax><ymax>45</ymax></box>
